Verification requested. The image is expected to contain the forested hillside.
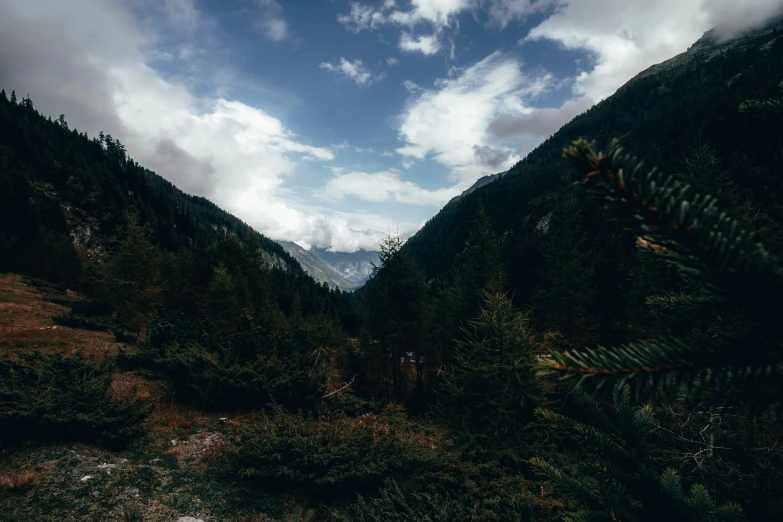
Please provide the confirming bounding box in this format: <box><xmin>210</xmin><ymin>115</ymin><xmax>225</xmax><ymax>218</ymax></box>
<box><xmin>0</xmin><ymin>90</ymin><xmax>355</xmax><ymax>328</ymax></box>
<box><xmin>405</xmin><ymin>25</ymin><xmax>783</xmax><ymax>287</ymax></box>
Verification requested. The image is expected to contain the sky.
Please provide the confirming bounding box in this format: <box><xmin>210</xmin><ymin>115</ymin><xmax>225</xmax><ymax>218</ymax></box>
<box><xmin>2</xmin><ymin>0</ymin><xmax>782</xmax><ymax>252</ymax></box>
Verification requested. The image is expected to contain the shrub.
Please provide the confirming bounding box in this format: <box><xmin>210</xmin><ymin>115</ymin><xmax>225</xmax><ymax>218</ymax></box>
<box><xmin>124</xmin><ymin>318</ymin><xmax>332</xmax><ymax>412</ymax></box>
<box><xmin>222</xmin><ymin>405</ymin><xmax>454</xmax><ymax>501</ymax></box>
<box><xmin>337</xmin><ymin>469</ymin><xmax>559</xmax><ymax>522</ymax></box>
<box><xmin>0</xmin><ymin>351</ymin><xmax>149</xmax><ymax>446</ymax></box>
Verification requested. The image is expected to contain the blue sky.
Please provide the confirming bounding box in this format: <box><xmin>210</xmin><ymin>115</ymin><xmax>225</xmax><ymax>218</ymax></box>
<box><xmin>3</xmin><ymin>0</ymin><xmax>782</xmax><ymax>251</ymax></box>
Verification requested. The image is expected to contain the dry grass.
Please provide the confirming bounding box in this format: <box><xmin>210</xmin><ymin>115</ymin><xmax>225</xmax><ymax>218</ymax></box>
<box><xmin>0</xmin><ymin>273</ymin><xmax>120</xmax><ymax>356</ymax></box>
<box><xmin>168</xmin><ymin>445</ymin><xmax>189</xmax><ymax>457</ymax></box>
<box><xmin>110</xmin><ymin>370</ymin><xmax>166</xmax><ymax>402</ymax></box>
<box><xmin>0</xmin><ymin>471</ymin><xmax>41</xmax><ymax>491</ymax></box>
<box><xmin>151</xmin><ymin>403</ymin><xmax>212</xmax><ymax>431</ymax></box>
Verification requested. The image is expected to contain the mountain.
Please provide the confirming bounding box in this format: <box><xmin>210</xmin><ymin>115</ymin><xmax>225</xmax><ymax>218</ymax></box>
<box><xmin>446</xmin><ymin>170</ymin><xmax>507</xmax><ymax>205</ymax></box>
<box><xmin>280</xmin><ymin>241</ymin><xmax>361</xmax><ymax>290</ymax></box>
<box><xmin>311</xmin><ymin>248</ymin><xmax>379</xmax><ymax>285</ymax></box>
<box><xmin>402</xmin><ymin>22</ymin><xmax>783</xmax><ymax>285</ymax></box>
<box><xmin>0</xmin><ymin>89</ymin><xmax>352</xmax><ymax>326</ymax></box>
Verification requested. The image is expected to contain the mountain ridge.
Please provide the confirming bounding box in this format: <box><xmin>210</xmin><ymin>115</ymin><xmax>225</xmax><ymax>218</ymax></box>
<box><xmin>402</xmin><ymin>21</ymin><xmax>783</xmax><ymax>283</ymax></box>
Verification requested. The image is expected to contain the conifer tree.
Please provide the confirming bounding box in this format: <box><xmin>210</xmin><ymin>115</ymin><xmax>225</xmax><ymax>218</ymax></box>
<box><xmin>738</xmin><ymin>80</ymin><xmax>783</xmax><ymax>114</ymax></box>
<box><xmin>206</xmin><ymin>262</ymin><xmax>241</xmax><ymax>331</ymax></box>
<box><xmin>531</xmin><ymin>382</ymin><xmax>744</xmax><ymax>521</ymax></box>
<box><xmin>435</xmin><ymin>209</ymin><xmax>506</xmax><ymax>364</ymax></box>
<box><xmin>364</xmin><ymin>233</ymin><xmax>430</xmax><ymax>400</ymax></box>
<box><xmin>530</xmin><ymin>178</ymin><xmax>598</xmax><ymax>350</ymax></box>
<box><xmin>437</xmin><ymin>291</ymin><xmax>541</xmax><ymax>443</ymax></box>
<box><xmin>97</xmin><ymin>211</ymin><xmax>164</xmax><ymax>334</ymax></box>
<box><xmin>542</xmin><ymin>138</ymin><xmax>783</xmax><ymax>409</ymax></box>
<box><xmin>9</xmin><ymin>90</ymin><xmax>16</xmax><ymax>104</ymax></box>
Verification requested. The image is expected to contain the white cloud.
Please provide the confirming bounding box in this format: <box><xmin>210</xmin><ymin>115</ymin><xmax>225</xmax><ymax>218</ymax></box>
<box><xmin>299</xmin><ymin>211</ymin><xmax>423</xmax><ymax>252</ymax></box>
<box><xmin>488</xmin><ymin>95</ymin><xmax>594</xmax><ymax>141</ymax></box>
<box><xmin>387</xmin><ymin>57</ymin><xmax>400</xmax><ymax>66</ymax></box>
<box><xmin>399</xmin><ymin>33</ymin><xmax>441</xmax><ymax>55</ymax></box>
<box><xmin>486</xmin><ymin>0</ymin><xmax>556</xmax><ymax>29</ymax></box>
<box><xmin>403</xmin><ymin>79</ymin><xmax>422</xmax><ymax>92</ymax></box>
<box><xmin>254</xmin><ymin>0</ymin><xmax>291</xmax><ymax>42</ymax></box>
<box><xmin>339</xmin><ymin>0</ymin><xmax>470</xmax><ymax>32</ymax></box>
<box><xmin>390</xmin><ymin>0</ymin><xmax>472</xmax><ymax>27</ymax></box>
<box><xmin>162</xmin><ymin>0</ymin><xmax>200</xmax><ymax>32</ymax></box>
<box><xmin>525</xmin><ymin>0</ymin><xmax>783</xmax><ymax>102</ymax></box>
<box><xmin>337</xmin><ymin>2</ymin><xmax>390</xmax><ymax>33</ymax></box>
<box><xmin>396</xmin><ymin>52</ymin><xmax>548</xmax><ymax>180</ymax></box>
<box><xmin>324</xmin><ymin>171</ymin><xmax>461</xmax><ymax>206</ymax></box>
<box><xmin>338</xmin><ymin>0</ymin><xmax>477</xmax><ymax>56</ymax></box>
<box><xmin>320</xmin><ymin>57</ymin><xmax>376</xmax><ymax>86</ymax></box>
<box><xmin>337</xmin><ymin>0</ymin><xmax>556</xmax><ymax>57</ymax></box>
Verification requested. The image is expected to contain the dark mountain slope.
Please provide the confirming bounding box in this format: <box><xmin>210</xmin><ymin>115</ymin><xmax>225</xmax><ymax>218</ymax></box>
<box><xmin>0</xmin><ymin>90</ymin><xmax>351</xmax><ymax>323</ymax></box>
<box><xmin>403</xmin><ymin>24</ymin><xmax>783</xmax><ymax>282</ymax></box>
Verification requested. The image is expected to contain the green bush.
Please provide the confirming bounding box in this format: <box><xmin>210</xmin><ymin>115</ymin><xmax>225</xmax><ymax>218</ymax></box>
<box><xmin>337</xmin><ymin>470</ymin><xmax>558</xmax><ymax>522</ymax></box>
<box><xmin>222</xmin><ymin>405</ymin><xmax>455</xmax><ymax>501</ymax></box>
<box><xmin>122</xmin><ymin>317</ymin><xmax>333</xmax><ymax>412</ymax></box>
<box><xmin>0</xmin><ymin>351</ymin><xmax>149</xmax><ymax>446</ymax></box>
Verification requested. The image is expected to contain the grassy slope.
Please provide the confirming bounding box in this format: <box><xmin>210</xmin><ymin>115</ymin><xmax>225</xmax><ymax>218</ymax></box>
<box><xmin>0</xmin><ymin>274</ymin><xmax>298</xmax><ymax>522</ymax></box>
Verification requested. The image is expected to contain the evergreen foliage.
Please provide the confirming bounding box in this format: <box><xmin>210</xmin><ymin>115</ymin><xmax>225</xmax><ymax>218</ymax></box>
<box><xmin>0</xmin><ymin>351</ymin><xmax>148</xmax><ymax>446</ymax></box>
<box><xmin>738</xmin><ymin>80</ymin><xmax>783</xmax><ymax>115</ymax></box>
<box><xmin>362</xmin><ymin>234</ymin><xmax>430</xmax><ymax>400</ymax></box>
<box><xmin>223</xmin><ymin>405</ymin><xmax>453</xmax><ymax>500</ymax></box>
<box><xmin>531</xmin><ymin>383</ymin><xmax>744</xmax><ymax>522</ymax></box>
<box><xmin>433</xmin><ymin>209</ymin><xmax>506</xmax><ymax>365</ymax></box>
<box><xmin>94</xmin><ymin>210</ymin><xmax>164</xmax><ymax>334</ymax></box>
<box><xmin>436</xmin><ymin>291</ymin><xmax>541</xmax><ymax>444</ymax></box>
<box><xmin>544</xmin><ymin>138</ymin><xmax>783</xmax><ymax>408</ymax></box>
<box><xmin>123</xmin><ymin>314</ymin><xmax>336</xmax><ymax>412</ymax></box>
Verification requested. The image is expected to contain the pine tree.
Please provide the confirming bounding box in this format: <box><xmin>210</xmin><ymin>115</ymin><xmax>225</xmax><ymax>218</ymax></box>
<box><xmin>0</xmin><ymin>89</ymin><xmax>6</xmax><ymax>102</ymax></box>
<box><xmin>364</xmin><ymin>233</ymin><xmax>430</xmax><ymax>400</ymax></box>
<box><xmin>206</xmin><ymin>262</ymin><xmax>241</xmax><ymax>331</ymax></box>
<box><xmin>9</xmin><ymin>90</ymin><xmax>16</xmax><ymax>104</ymax></box>
<box><xmin>434</xmin><ymin>209</ymin><xmax>506</xmax><ymax>364</ymax></box>
<box><xmin>738</xmin><ymin>80</ymin><xmax>783</xmax><ymax>115</ymax></box>
<box><xmin>531</xmin><ymin>382</ymin><xmax>744</xmax><ymax>521</ymax></box>
<box><xmin>530</xmin><ymin>177</ymin><xmax>598</xmax><ymax>350</ymax></box>
<box><xmin>436</xmin><ymin>291</ymin><xmax>541</xmax><ymax>444</ymax></box>
<box><xmin>542</xmin><ymin>138</ymin><xmax>783</xmax><ymax>409</ymax></box>
<box><xmin>96</xmin><ymin>210</ymin><xmax>164</xmax><ymax>335</ymax></box>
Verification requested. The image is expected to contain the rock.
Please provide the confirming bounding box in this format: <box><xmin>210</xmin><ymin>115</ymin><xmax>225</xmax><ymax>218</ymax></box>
<box><xmin>176</xmin><ymin>518</ymin><xmax>205</xmax><ymax>522</ymax></box>
<box><xmin>218</xmin><ymin>417</ymin><xmax>228</xmax><ymax>424</ymax></box>
<box><xmin>97</xmin><ymin>463</ymin><xmax>117</xmax><ymax>475</ymax></box>
<box><xmin>80</xmin><ymin>475</ymin><xmax>93</xmax><ymax>482</ymax></box>
<box><xmin>171</xmin><ymin>439</ymin><xmax>178</xmax><ymax>447</ymax></box>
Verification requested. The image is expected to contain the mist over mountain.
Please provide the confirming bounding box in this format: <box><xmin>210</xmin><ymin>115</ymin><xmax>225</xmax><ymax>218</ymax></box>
<box><xmin>310</xmin><ymin>248</ymin><xmax>380</xmax><ymax>285</ymax></box>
